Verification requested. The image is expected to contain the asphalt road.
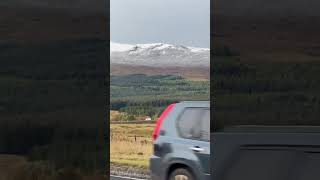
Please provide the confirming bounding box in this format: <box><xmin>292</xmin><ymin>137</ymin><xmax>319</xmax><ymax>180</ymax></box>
<box><xmin>110</xmin><ymin>175</ymin><xmax>147</xmax><ymax>180</ymax></box>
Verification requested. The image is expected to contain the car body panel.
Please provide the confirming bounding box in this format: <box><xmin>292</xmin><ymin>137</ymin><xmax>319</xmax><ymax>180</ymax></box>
<box><xmin>212</xmin><ymin>126</ymin><xmax>320</xmax><ymax>180</ymax></box>
<box><xmin>150</xmin><ymin>101</ymin><xmax>210</xmax><ymax>180</ymax></box>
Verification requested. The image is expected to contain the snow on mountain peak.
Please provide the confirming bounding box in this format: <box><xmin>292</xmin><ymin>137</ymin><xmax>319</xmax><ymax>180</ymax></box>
<box><xmin>110</xmin><ymin>41</ymin><xmax>209</xmax><ymax>67</ymax></box>
<box><xmin>111</xmin><ymin>41</ymin><xmax>208</xmax><ymax>53</ymax></box>
<box><xmin>110</xmin><ymin>42</ymin><xmax>134</xmax><ymax>52</ymax></box>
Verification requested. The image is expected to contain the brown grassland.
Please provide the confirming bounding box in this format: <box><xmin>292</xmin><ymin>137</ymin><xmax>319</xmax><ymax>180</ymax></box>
<box><xmin>110</xmin><ymin>64</ymin><xmax>210</xmax><ymax>81</ymax></box>
<box><xmin>0</xmin><ymin>155</ymin><xmax>106</xmax><ymax>180</ymax></box>
<box><xmin>110</xmin><ymin>124</ymin><xmax>155</xmax><ymax>168</ymax></box>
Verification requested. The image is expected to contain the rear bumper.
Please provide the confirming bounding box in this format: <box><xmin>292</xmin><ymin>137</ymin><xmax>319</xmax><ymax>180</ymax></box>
<box><xmin>203</xmin><ymin>173</ymin><xmax>211</xmax><ymax>180</ymax></box>
<box><xmin>150</xmin><ymin>155</ymin><xmax>211</xmax><ymax>180</ymax></box>
<box><xmin>150</xmin><ymin>155</ymin><xmax>165</xmax><ymax>180</ymax></box>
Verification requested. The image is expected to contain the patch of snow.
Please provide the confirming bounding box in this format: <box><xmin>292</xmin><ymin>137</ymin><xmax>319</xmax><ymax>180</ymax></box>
<box><xmin>110</xmin><ymin>42</ymin><xmax>134</xmax><ymax>52</ymax></box>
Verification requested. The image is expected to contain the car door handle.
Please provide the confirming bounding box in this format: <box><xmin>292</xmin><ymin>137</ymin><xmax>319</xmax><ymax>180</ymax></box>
<box><xmin>190</xmin><ymin>146</ymin><xmax>204</xmax><ymax>152</ymax></box>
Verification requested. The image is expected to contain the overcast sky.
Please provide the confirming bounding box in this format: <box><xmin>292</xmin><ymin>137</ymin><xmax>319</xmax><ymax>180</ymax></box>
<box><xmin>111</xmin><ymin>0</ymin><xmax>210</xmax><ymax>48</ymax></box>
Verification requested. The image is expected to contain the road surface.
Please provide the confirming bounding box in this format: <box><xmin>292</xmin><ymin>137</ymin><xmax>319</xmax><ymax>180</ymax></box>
<box><xmin>110</xmin><ymin>175</ymin><xmax>147</xmax><ymax>180</ymax></box>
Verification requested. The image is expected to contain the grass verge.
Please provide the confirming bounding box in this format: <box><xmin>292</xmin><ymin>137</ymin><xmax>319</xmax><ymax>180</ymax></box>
<box><xmin>110</xmin><ymin>124</ymin><xmax>155</xmax><ymax>169</ymax></box>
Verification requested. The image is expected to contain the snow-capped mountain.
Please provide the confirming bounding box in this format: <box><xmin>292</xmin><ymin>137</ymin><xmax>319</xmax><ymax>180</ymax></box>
<box><xmin>111</xmin><ymin>42</ymin><xmax>209</xmax><ymax>67</ymax></box>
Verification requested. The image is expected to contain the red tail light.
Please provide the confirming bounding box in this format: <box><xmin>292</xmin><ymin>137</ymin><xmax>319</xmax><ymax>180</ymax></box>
<box><xmin>152</xmin><ymin>103</ymin><xmax>176</xmax><ymax>141</ymax></box>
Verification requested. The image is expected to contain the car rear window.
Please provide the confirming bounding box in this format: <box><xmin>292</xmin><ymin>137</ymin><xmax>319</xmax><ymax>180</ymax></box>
<box><xmin>177</xmin><ymin>108</ymin><xmax>210</xmax><ymax>141</ymax></box>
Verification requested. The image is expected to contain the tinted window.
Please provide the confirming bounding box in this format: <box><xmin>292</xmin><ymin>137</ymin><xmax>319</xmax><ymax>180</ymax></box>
<box><xmin>177</xmin><ymin>108</ymin><xmax>210</xmax><ymax>141</ymax></box>
<box><xmin>200</xmin><ymin>109</ymin><xmax>210</xmax><ymax>141</ymax></box>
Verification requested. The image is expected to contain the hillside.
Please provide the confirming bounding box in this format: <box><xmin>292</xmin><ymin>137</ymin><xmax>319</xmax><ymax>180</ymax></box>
<box><xmin>213</xmin><ymin>10</ymin><xmax>320</xmax><ymax>55</ymax></box>
<box><xmin>0</xmin><ymin>5</ymin><xmax>107</xmax><ymax>172</ymax></box>
<box><xmin>110</xmin><ymin>74</ymin><xmax>210</xmax><ymax>117</ymax></box>
<box><xmin>0</xmin><ymin>6</ymin><xmax>107</xmax><ymax>44</ymax></box>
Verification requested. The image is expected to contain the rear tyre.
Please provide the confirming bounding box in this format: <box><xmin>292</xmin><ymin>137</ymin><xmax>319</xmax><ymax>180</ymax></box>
<box><xmin>169</xmin><ymin>168</ymin><xmax>194</xmax><ymax>180</ymax></box>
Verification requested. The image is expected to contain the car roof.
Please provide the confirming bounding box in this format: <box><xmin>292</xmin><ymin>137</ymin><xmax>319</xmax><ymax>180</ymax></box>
<box><xmin>177</xmin><ymin>101</ymin><xmax>210</xmax><ymax>106</ymax></box>
<box><xmin>174</xmin><ymin>101</ymin><xmax>210</xmax><ymax>109</ymax></box>
<box><xmin>179</xmin><ymin>101</ymin><xmax>210</xmax><ymax>104</ymax></box>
